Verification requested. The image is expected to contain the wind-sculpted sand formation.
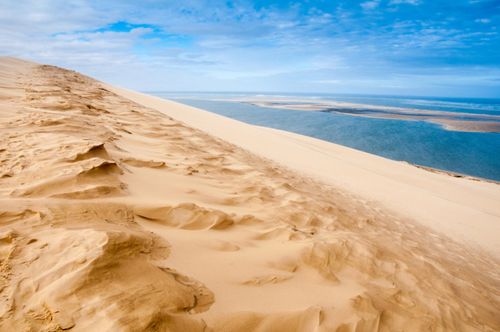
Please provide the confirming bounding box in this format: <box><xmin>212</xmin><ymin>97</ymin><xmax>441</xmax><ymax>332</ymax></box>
<box><xmin>0</xmin><ymin>57</ymin><xmax>499</xmax><ymax>331</ymax></box>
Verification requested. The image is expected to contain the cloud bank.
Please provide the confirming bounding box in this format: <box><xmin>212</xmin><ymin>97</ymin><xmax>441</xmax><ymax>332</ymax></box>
<box><xmin>0</xmin><ymin>0</ymin><xmax>499</xmax><ymax>97</ymax></box>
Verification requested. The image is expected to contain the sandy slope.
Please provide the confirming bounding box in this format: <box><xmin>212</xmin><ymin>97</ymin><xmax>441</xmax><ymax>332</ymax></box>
<box><xmin>0</xmin><ymin>57</ymin><xmax>499</xmax><ymax>331</ymax></box>
<box><xmin>108</xmin><ymin>86</ymin><xmax>500</xmax><ymax>256</ymax></box>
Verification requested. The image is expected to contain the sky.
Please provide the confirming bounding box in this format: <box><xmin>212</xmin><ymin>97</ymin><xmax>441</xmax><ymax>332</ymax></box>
<box><xmin>0</xmin><ymin>0</ymin><xmax>499</xmax><ymax>97</ymax></box>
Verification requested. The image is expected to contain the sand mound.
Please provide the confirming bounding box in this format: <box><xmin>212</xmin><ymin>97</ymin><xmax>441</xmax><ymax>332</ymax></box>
<box><xmin>135</xmin><ymin>203</ymin><xmax>238</xmax><ymax>230</ymax></box>
<box><xmin>121</xmin><ymin>158</ymin><xmax>166</xmax><ymax>168</ymax></box>
<box><xmin>0</xmin><ymin>57</ymin><xmax>498</xmax><ymax>331</ymax></box>
<box><xmin>69</xmin><ymin>142</ymin><xmax>110</xmax><ymax>161</ymax></box>
<box><xmin>10</xmin><ymin>157</ymin><xmax>125</xmax><ymax>199</ymax></box>
<box><xmin>0</xmin><ymin>204</ymin><xmax>213</xmax><ymax>331</ymax></box>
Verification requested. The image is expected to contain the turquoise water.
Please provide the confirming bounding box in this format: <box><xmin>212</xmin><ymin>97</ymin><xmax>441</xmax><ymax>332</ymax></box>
<box><xmin>149</xmin><ymin>92</ymin><xmax>500</xmax><ymax>181</ymax></box>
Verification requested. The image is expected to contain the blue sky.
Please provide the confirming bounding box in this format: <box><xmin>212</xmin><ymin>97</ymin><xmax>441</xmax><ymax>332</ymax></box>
<box><xmin>0</xmin><ymin>0</ymin><xmax>499</xmax><ymax>97</ymax></box>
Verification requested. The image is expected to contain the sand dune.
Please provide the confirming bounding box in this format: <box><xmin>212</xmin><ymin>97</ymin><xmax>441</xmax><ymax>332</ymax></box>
<box><xmin>110</xmin><ymin>85</ymin><xmax>500</xmax><ymax>256</ymax></box>
<box><xmin>0</xmin><ymin>57</ymin><xmax>499</xmax><ymax>331</ymax></box>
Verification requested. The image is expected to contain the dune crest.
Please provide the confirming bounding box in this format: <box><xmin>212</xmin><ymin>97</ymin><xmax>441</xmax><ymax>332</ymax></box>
<box><xmin>0</xmin><ymin>57</ymin><xmax>499</xmax><ymax>331</ymax></box>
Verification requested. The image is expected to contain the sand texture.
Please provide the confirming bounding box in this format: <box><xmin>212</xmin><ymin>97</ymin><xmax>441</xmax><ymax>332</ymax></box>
<box><xmin>0</xmin><ymin>57</ymin><xmax>499</xmax><ymax>331</ymax></box>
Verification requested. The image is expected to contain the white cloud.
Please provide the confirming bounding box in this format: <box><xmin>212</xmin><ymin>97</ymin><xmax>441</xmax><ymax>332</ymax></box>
<box><xmin>361</xmin><ymin>1</ymin><xmax>381</xmax><ymax>10</ymax></box>
<box><xmin>313</xmin><ymin>79</ymin><xmax>341</xmax><ymax>84</ymax></box>
<box><xmin>389</xmin><ymin>0</ymin><xmax>421</xmax><ymax>5</ymax></box>
<box><xmin>0</xmin><ymin>0</ymin><xmax>497</xmax><ymax>97</ymax></box>
<box><xmin>475</xmin><ymin>18</ymin><xmax>491</xmax><ymax>24</ymax></box>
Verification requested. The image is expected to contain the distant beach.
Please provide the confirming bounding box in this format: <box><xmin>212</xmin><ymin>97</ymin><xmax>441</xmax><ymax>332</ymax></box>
<box><xmin>151</xmin><ymin>92</ymin><xmax>500</xmax><ymax>181</ymax></box>
<box><xmin>243</xmin><ymin>98</ymin><xmax>500</xmax><ymax>133</ymax></box>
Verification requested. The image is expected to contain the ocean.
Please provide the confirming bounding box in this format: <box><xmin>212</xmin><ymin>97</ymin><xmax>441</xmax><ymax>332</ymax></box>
<box><xmin>149</xmin><ymin>92</ymin><xmax>500</xmax><ymax>181</ymax></box>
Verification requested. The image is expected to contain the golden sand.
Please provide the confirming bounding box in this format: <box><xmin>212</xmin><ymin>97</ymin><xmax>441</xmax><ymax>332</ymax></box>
<box><xmin>0</xmin><ymin>57</ymin><xmax>499</xmax><ymax>331</ymax></box>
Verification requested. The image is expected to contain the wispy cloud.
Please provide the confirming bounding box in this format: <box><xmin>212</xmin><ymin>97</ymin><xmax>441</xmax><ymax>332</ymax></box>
<box><xmin>389</xmin><ymin>0</ymin><xmax>421</xmax><ymax>5</ymax></box>
<box><xmin>0</xmin><ymin>0</ymin><xmax>498</xmax><ymax>97</ymax></box>
<box><xmin>475</xmin><ymin>18</ymin><xmax>491</xmax><ymax>24</ymax></box>
<box><xmin>360</xmin><ymin>0</ymin><xmax>381</xmax><ymax>10</ymax></box>
<box><xmin>312</xmin><ymin>79</ymin><xmax>341</xmax><ymax>84</ymax></box>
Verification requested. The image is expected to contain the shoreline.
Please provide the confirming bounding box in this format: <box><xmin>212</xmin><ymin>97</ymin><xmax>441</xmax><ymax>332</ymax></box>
<box><xmin>158</xmin><ymin>91</ymin><xmax>500</xmax><ymax>180</ymax></box>
<box><xmin>236</xmin><ymin>98</ymin><xmax>500</xmax><ymax>133</ymax></box>
<box><xmin>411</xmin><ymin>163</ymin><xmax>500</xmax><ymax>185</ymax></box>
<box><xmin>108</xmin><ymin>84</ymin><xmax>500</xmax><ymax>256</ymax></box>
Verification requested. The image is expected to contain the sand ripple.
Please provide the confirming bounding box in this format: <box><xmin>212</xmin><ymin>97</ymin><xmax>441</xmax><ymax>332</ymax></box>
<box><xmin>0</xmin><ymin>57</ymin><xmax>498</xmax><ymax>331</ymax></box>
